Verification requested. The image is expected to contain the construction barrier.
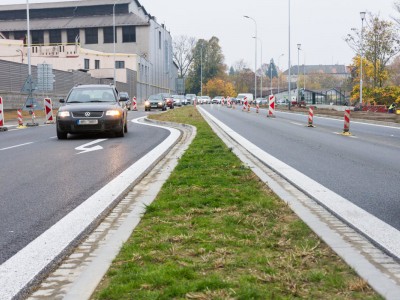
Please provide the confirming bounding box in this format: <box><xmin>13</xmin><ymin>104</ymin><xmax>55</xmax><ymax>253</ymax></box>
<box><xmin>17</xmin><ymin>109</ymin><xmax>26</xmax><ymax>128</ymax></box>
<box><xmin>227</xmin><ymin>97</ymin><xmax>231</xmax><ymax>108</ymax></box>
<box><xmin>247</xmin><ymin>103</ymin><xmax>250</xmax><ymax>112</ymax></box>
<box><xmin>232</xmin><ymin>100</ymin><xmax>236</xmax><ymax>109</ymax></box>
<box><xmin>0</xmin><ymin>96</ymin><xmax>7</xmax><ymax>131</ymax></box>
<box><xmin>132</xmin><ymin>97</ymin><xmax>137</xmax><ymax>111</ymax></box>
<box><xmin>243</xmin><ymin>96</ymin><xmax>248</xmax><ymax>111</ymax></box>
<box><xmin>44</xmin><ymin>98</ymin><xmax>55</xmax><ymax>124</ymax></box>
<box><xmin>256</xmin><ymin>103</ymin><xmax>259</xmax><ymax>113</ymax></box>
<box><xmin>308</xmin><ymin>106</ymin><xmax>314</xmax><ymax>127</ymax></box>
<box><xmin>221</xmin><ymin>97</ymin><xmax>225</xmax><ymax>106</ymax></box>
<box><xmin>268</xmin><ymin>95</ymin><xmax>275</xmax><ymax>118</ymax></box>
<box><xmin>342</xmin><ymin>109</ymin><xmax>351</xmax><ymax>135</ymax></box>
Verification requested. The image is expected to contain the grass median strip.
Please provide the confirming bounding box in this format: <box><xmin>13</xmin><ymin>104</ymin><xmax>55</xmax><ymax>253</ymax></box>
<box><xmin>93</xmin><ymin>106</ymin><xmax>381</xmax><ymax>299</ymax></box>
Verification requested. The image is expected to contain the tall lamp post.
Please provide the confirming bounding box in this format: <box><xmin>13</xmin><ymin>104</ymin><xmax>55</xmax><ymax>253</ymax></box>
<box><xmin>253</xmin><ymin>36</ymin><xmax>262</xmax><ymax>97</ymax></box>
<box><xmin>288</xmin><ymin>0</ymin><xmax>291</xmax><ymax>110</ymax></box>
<box><xmin>244</xmin><ymin>15</ymin><xmax>257</xmax><ymax>100</ymax></box>
<box><xmin>359</xmin><ymin>11</ymin><xmax>366</xmax><ymax>106</ymax></box>
<box><xmin>113</xmin><ymin>0</ymin><xmax>121</xmax><ymax>86</ymax></box>
<box><xmin>270</xmin><ymin>58</ymin><xmax>273</xmax><ymax>96</ymax></box>
<box><xmin>297</xmin><ymin>43</ymin><xmax>301</xmax><ymax>102</ymax></box>
<box><xmin>200</xmin><ymin>43</ymin><xmax>204</xmax><ymax>96</ymax></box>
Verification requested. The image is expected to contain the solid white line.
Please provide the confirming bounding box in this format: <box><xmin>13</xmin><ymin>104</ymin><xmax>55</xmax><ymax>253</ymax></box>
<box><xmin>199</xmin><ymin>107</ymin><xmax>400</xmax><ymax>259</ymax></box>
<box><xmin>289</xmin><ymin>121</ymin><xmax>303</xmax><ymax>126</ymax></box>
<box><xmin>0</xmin><ymin>117</ymin><xmax>180</xmax><ymax>300</ymax></box>
<box><xmin>0</xmin><ymin>142</ymin><xmax>34</xmax><ymax>151</ymax></box>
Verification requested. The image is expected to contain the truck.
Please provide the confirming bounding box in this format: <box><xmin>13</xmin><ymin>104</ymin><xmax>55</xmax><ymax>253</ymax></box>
<box><xmin>236</xmin><ymin>93</ymin><xmax>254</xmax><ymax>104</ymax></box>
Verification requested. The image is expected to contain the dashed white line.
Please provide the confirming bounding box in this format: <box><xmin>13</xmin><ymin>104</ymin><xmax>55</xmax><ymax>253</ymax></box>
<box><xmin>0</xmin><ymin>142</ymin><xmax>34</xmax><ymax>151</ymax></box>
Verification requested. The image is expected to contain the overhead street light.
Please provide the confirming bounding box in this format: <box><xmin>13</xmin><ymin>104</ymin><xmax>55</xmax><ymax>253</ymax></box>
<box><xmin>297</xmin><ymin>43</ymin><xmax>301</xmax><ymax>103</ymax></box>
<box><xmin>277</xmin><ymin>53</ymin><xmax>284</xmax><ymax>95</ymax></box>
<box><xmin>253</xmin><ymin>36</ymin><xmax>263</xmax><ymax>98</ymax></box>
<box><xmin>287</xmin><ymin>0</ymin><xmax>291</xmax><ymax>110</ymax></box>
<box><xmin>113</xmin><ymin>0</ymin><xmax>122</xmax><ymax>86</ymax></box>
<box><xmin>359</xmin><ymin>11</ymin><xmax>366</xmax><ymax>106</ymax></box>
<box><xmin>244</xmin><ymin>15</ymin><xmax>257</xmax><ymax>100</ymax></box>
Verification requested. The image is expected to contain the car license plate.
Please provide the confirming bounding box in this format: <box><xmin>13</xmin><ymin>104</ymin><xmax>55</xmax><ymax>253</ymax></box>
<box><xmin>78</xmin><ymin>119</ymin><xmax>98</xmax><ymax>125</ymax></box>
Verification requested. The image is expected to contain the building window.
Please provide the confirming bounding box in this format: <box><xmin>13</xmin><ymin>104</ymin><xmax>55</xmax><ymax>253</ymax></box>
<box><xmin>115</xmin><ymin>61</ymin><xmax>125</xmax><ymax>69</ymax></box>
<box><xmin>49</xmin><ymin>29</ymin><xmax>61</xmax><ymax>44</ymax></box>
<box><xmin>67</xmin><ymin>29</ymin><xmax>80</xmax><ymax>44</ymax></box>
<box><xmin>95</xmin><ymin>60</ymin><xmax>100</xmax><ymax>69</ymax></box>
<box><xmin>103</xmin><ymin>27</ymin><xmax>116</xmax><ymax>44</ymax></box>
<box><xmin>3</xmin><ymin>32</ymin><xmax>9</xmax><ymax>39</ymax></box>
<box><xmin>31</xmin><ymin>30</ymin><xmax>44</xmax><ymax>44</ymax></box>
<box><xmin>84</xmin><ymin>58</ymin><xmax>90</xmax><ymax>70</ymax></box>
<box><xmin>158</xmin><ymin>31</ymin><xmax>161</xmax><ymax>49</ymax></box>
<box><xmin>14</xmin><ymin>31</ymin><xmax>26</xmax><ymax>41</ymax></box>
<box><xmin>85</xmin><ymin>28</ymin><xmax>98</xmax><ymax>44</ymax></box>
<box><xmin>122</xmin><ymin>26</ymin><xmax>136</xmax><ymax>43</ymax></box>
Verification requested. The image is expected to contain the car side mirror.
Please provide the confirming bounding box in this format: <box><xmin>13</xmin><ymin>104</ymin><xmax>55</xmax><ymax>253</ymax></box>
<box><xmin>60</xmin><ymin>99</ymin><xmax>65</xmax><ymax>103</ymax></box>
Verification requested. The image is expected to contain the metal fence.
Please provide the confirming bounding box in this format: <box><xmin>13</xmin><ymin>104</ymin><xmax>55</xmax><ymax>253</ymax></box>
<box><xmin>0</xmin><ymin>59</ymin><xmax>137</xmax><ymax>109</ymax></box>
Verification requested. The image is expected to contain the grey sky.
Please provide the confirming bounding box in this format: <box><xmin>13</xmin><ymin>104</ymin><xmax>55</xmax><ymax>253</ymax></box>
<box><xmin>3</xmin><ymin>0</ymin><xmax>398</xmax><ymax>71</ymax></box>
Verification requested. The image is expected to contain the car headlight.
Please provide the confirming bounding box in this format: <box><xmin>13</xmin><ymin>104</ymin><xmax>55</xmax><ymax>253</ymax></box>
<box><xmin>158</xmin><ymin>102</ymin><xmax>162</xmax><ymax>105</ymax></box>
<box><xmin>106</xmin><ymin>110</ymin><xmax>121</xmax><ymax>116</ymax></box>
<box><xmin>145</xmin><ymin>101</ymin><xmax>150</xmax><ymax>106</ymax></box>
<box><xmin>58</xmin><ymin>111</ymin><xmax>70</xmax><ymax>117</ymax></box>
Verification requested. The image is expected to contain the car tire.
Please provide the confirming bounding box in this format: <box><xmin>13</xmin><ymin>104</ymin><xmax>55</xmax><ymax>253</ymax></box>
<box><xmin>116</xmin><ymin>123</ymin><xmax>125</xmax><ymax>137</ymax></box>
<box><xmin>171</xmin><ymin>105</ymin><xmax>174</xmax><ymax>109</ymax></box>
<box><xmin>123</xmin><ymin>122</ymin><xmax>127</xmax><ymax>133</ymax></box>
<box><xmin>57</xmin><ymin>127</ymin><xmax>68</xmax><ymax>140</ymax></box>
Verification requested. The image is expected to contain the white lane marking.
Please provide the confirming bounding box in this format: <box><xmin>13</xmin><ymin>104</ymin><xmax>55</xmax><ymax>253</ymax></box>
<box><xmin>290</xmin><ymin>121</ymin><xmax>303</xmax><ymax>126</ymax></box>
<box><xmin>0</xmin><ymin>116</ymin><xmax>180</xmax><ymax>300</ymax></box>
<box><xmin>0</xmin><ymin>142</ymin><xmax>34</xmax><ymax>151</ymax></box>
<box><xmin>49</xmin><ymin>136</ymin><xmax>57</xmax><ymax>139</ymax></box>
<box><xmin>75</xmin><ymin>139</ymin><xmax>107</xmax><ymax>154</ymax></box>
<box><xmin>199</xmin><ymin>107</ymin><xmax>400</xmax><ymax>260</ymax></box>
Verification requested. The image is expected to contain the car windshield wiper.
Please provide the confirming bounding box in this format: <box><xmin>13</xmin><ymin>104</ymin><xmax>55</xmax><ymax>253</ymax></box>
<box><xmin>89</xmin><ymin>100</ymin><xmax>107</xmax><ymax>103</ymax></box>
<box><xmin>67</xmin><ymin>101</ymin><xmax>83</xmax><ymax>103</ymax></box>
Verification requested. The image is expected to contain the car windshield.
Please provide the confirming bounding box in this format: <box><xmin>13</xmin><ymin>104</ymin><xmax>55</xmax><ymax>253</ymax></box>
<box><xmin>67</xmin><ymin>88</ymin><xmax>116</xmax><ymax>103</ymax></box>
<box><xmin>149</xmin><ymin>95</ymin><xmax>161</xmax><ymax>100</ymax></box>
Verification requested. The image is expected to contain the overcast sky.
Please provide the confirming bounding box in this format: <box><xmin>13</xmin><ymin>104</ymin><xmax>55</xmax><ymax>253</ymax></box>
<box><xmin>4</xmin><ymin>0</ymin><xmax>398</xmax><ymax>71</ymax></box>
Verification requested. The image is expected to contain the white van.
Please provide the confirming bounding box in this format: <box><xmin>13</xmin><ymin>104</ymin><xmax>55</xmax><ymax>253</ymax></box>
<box><xmin>236</xmin><ymin>93</ymin><xmax>254</xmax><ymax>104</ymax></box>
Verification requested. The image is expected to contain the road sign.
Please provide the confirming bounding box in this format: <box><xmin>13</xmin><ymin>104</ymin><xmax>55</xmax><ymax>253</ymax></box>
<box><xmin>21</xmin><ymin>75</ymin><xmax>37</xmax><ymax>93</ymax></box>
<box><xmin>176</xmin><ymin>78</ymin><xmax>185</xmax><ymax>95</ymax></box>
<box><xmin>37</xmin><ymin>63</ymin><xmax>55</xmax><ymax>92</ymax></box>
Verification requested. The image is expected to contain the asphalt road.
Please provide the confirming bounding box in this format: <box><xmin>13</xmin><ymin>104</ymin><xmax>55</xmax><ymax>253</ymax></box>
<box><xmin>202</xmin><ymin>104</ymin><xmax>400</xmax><ymax>230</ymax></box>
<box><xmin>0</xmin><ymin>110</ymin><xmax>170</xmax><ymax>264</ymax></box>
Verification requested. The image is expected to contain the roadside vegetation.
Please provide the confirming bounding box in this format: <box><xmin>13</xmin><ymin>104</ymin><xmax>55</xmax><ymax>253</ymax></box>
<box><xmin>93</xmin><ymin>106</ymin><xmax>381</xmax><ymax>299</ymax></box>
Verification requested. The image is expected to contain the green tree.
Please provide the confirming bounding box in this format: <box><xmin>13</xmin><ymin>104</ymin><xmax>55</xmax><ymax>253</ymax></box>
<box><xmin>345</xmin><ymin>13</ymin><xmax>400</xmax><ymax>88</ymax></box>
<box><xmin>185</xmin><ymin>37</ymin><xmax>226</xmax><ymax>94</ymax></box>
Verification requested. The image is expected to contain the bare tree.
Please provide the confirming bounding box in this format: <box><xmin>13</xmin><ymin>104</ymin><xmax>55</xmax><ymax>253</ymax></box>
<box><xmin>173</xmin><ymin>35</ymin><xmax>196</xmax><ymax>78</ymax></box>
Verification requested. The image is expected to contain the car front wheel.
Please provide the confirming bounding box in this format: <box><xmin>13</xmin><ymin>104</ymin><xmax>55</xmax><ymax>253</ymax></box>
<box><xmin>57</xmin><ymin>127</ymin><xmax>68</xmax><ymax>139</ymax></box>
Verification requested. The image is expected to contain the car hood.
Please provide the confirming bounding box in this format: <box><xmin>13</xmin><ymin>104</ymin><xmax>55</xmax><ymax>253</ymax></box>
<box><xmin>59</xmin><ymin>102</ymin><xmax>121</xmax><ymax>112</ymax></box>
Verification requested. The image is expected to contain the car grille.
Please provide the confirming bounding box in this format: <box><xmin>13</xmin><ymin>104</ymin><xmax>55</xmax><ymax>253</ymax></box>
<box><xmin>72</xmin><ymin>111</ymin><xmax>104</xmax><ymax>118</ymax></box>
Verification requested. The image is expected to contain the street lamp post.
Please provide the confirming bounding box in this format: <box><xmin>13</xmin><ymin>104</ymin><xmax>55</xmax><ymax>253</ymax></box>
<box><xmin>253</xmin><ymin>36</ymin><xmax>262</xmax><ymax>97</ymax></box>
<box><xmin>270</xmin><ymin>58</ymin><xmax>273</xmax><ymax>96</ymax></box>
<box><xmin>288</xmin><ymin>0</ymin><xmax>291</xmax><ymax>110</ymax></box>
<box><xmin>359</xmin><ymin>11</ymin><xmax>366</xmax><ymax>106</ymax></box>
<box><xmin>113</xmin><ymin>0</ymin><xmax>121</xmax><ymax>86</ymax></box>
<box><xmin>297</xmin><ymin>43</ymin><xmax>301</xmax><ymax>103</ymax></box>
<box><xmin>244</xmin><ymin>15</ymin><xmax>257</xmax><ymax>100</ymax></box>
<box><xmin>200</xmin><ymin>43</ymin><xmax>204</xmax><ymax>96</ymax></box>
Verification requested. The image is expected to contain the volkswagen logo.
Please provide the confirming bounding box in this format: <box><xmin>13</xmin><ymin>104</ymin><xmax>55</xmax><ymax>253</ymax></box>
<box><xmin>85</xmin><ymin>112</ymin><xmax>91</xmax><ymax>117</ymax></box>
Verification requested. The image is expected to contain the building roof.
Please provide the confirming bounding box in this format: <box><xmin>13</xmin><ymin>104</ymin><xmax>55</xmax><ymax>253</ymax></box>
<box><xmin>283</xmin><ymin>64</ymin><xmax>348</xmax><ymax>75</ymax></box>
<box><xmin>0</xmin><ymin>0</ymin><xmax>131</xmax><ymax>11</ymax></box>
<box><xmin>0</xmin><ymin>14</ymin><xmax>148</xmax><ymax>31</ymax></box>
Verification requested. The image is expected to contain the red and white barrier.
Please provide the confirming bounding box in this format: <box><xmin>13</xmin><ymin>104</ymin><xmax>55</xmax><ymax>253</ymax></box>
<box><xmin>268</xmin><ymin>95</ymin><xmax>275</xmax><ymax>117</ymax></box>
<box><xmin>44</xmin><ymin>98</ymin><xmax>54</xmax><ymax>124</ymax></box>
<box><xmin>247</xmin><ymin>103</ymin><xmax>250</xmax><ymax>112</ymax></box>
<box><xmin>132</xmin><ymin>97</ymin><xmax>137</xmax><ymax>111</ymax></box>
<box><xmin>0</xmin><ymin>96</ymin><xmax>7</xmax><ymax>131</ymax></box>
<box><xmin>308</xmin><ymin>106</ymin><xmax>314</xmax><ymax>127</ymax></box>
<box><xmin>17</xmin><ymin>109</ymin><xmax>25</xmax><ymax>127</ymax></box>
<box><xmin>256</xmin><ymin>102</ymin><xmax>259</xmax><ymax>113</ymax></box>
<box><xmin>343</xmin><ymin>109</ymin><xmax>351</xmax><ymax>135</ymax></box>
<box><xmin>243</xmin><ymin>96</ymin><xmax>248</xmax><ymax>111</ymax></box>
<box><xmin>227</xmin><ymin>97</ymin><xmax>231</xmax><ymax>108</ymax></box>
<box><xmin>221</xmin><ymin>97</ymin><xmax>225</xmax><ymax>106</ymax></box>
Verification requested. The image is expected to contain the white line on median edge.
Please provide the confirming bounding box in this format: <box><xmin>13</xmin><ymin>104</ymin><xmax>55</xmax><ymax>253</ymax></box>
<box><xmin>199</xmin><ymin>107</ymin><xmax>400</xmax><ymax>259</ymax></box>
<box><xmin>0</xmin><ymin>117</ymin><xmax>180</xmax><ymax>300</ymax></box>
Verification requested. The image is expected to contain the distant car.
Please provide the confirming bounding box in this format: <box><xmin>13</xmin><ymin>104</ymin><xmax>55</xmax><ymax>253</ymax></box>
<box><xmin>172</xmin><ymin>95</ymin><xmax>184</xmax><ymax>107</ymax></box>
<box><xmin>255</xmin><ymin>98</ymin><xmax>268</xmax><ymax>105</ymax></box>
<box><xmin>118</xmin><ymin>91</ymin><xmax>131</xmax><ymax>110</ymax></box>
<box><xmin>212</xmin><ymin>96</ymin><xmax>223</xmax><ymax>104</ymax></box>
<box><xmin>201</xmin><ymin>96</ymin><xmax>211</xmax><ymax>104</ymax></box>
<box><xmin>159</xmin><ymin>93</ymin><xmax>174</xmax><ymax>109</ymax></box>
<box><xmin>56</xmin><ymin>84</ymin><xmax>128</xmax><ymax>139</ymax></box>
<box><xmin>144</xmin><ymin>94</ymin><xmax>167</xmax><ymax>111</ymax></box>
<box><xmin>276</xmin><ymin>98</ymin><xmax>288</xmax><ymax>105</ymax></box>
<box><xmin>185</xmin><ymin>94</ymin><xmax>197</xmax><ymax>105</ymax></box>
